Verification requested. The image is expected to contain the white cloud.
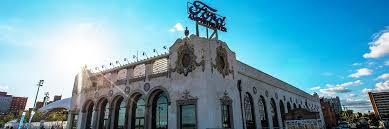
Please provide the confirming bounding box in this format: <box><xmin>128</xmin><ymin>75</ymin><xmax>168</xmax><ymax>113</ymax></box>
<box><xmin>319</xmin><ymin>80</ymin><xmax>363</xmax><ymax>95</ymax></box>
<box><xmin>169</xmin><ymin>22</ymin><xmax>184</xmax><ymax>32</ymax></box>
<box><xmin>320</xmin><ymin>86</ymin><xmax>351</xmax><ymax>95</ymax></box>
<box><xmin>362</xmin><ymin>88</ymin><xmax>373</xmax><ymax>94</ymax></box>
<box><xmin>352</xmin><ymin>63</ymin><xmax>362</xmax><ymax>66</ymax></box>
<box><xmin>377</xmin><ymin>73</ymin><xmax>389</xmax><ymax>80</ymax></box>
<box><xmin>309</xmin><ymin>86</ymin><xmax>321</xmax><ymax>90</ymax></box>
<box><xmin>363</xmin><ymin>30</ymin><xmax>389</xmax><ymax>58</ymax></box>
<box><xmin>361</xmin><ymin>81</ymin><xmax>389</xmax><ymax>93</ymax></box>
<box><xmin>349</xmin><ymin>68</ymin><xmax>373</xmax><ymax>78</ymax></box>
<box><xmin>347</xmin><ymin>93</ymin><xmax>357</xmax><ymax>98</ymax></box>
<box><xmin>339</xmin><ymin>80</ymin><xmax>363</xmax><ymax>87</ymax></box>
<box><xmin>375</xmin><ymin>80</ymin><xmax>389</xmax><ymax>92</ymax></box>
<box><xmin>341</xmin><ymin>99</ymin><xmax>372</xmax><ymax>112</ymax></box>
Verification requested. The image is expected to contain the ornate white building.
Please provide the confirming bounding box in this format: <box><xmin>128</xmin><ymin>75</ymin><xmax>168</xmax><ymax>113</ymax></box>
<box><xmin>67</xmin><ymin>33</ymin><xmax>324</xmax><ymax>129</ymax></box>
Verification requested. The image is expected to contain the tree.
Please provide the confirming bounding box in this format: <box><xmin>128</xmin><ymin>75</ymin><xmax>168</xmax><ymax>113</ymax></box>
<box><xmin>341</xmin><ymin>110</ymin><xmax>354</xmax><ymax>122</ymax></box>
<box><xmin>0</xmin><ymin>113</ymin><xmax>15</xmax><ymax>125</ymax></box>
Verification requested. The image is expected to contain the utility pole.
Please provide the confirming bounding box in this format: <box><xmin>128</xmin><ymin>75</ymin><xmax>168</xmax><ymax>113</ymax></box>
<box><xmin>33</xmin><ymin>80</ymin><xmax>44</xmax><ymax>110</ymax></box>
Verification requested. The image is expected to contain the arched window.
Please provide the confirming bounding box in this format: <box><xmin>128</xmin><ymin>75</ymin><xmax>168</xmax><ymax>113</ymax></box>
<box><xmin>97</xmin><ymin>99</ymin><xmax>110</xmax><ymax>129</ymax></box>
<box><xmin>279</xmin><ymin>100</ymin><xmax>286</xmax><ymax>128</ymax></box>
<box><xmin>83</xmin><ymin>101</ymin><xmax>94</xmax><ymax>129</ymax></box>
<box><xmin>258</xmin><ymin>96</ymin><xmax>269</xmax><ymax>128</ymax></box>
<box><xmin>293</xmin><ymin>103</ymin><xmax>297</xmax><ymax>109</ymax></box>
<box><xmin>244</xmin><ymin>93</ymin><xmax>256</xmax><ymax>129</ymax></box>
<box><xmin>298</xmin><ymin>104</ymin><xmax>301</xmax><ymax>109</ymax></box>
<box><xmin>131</xmin><ymin>95</ymin><xmax>145</xmax><ymax>129</ymax></box>
<box><xmin>113</xmin><ymin>97</ymin><xmax>126</xmax><ymax>129</ymax></box>
<box><xmin>287</xmin><ymin>102</ymin><xmax>291</xmax><ymax>113</ymax></box>
<box><xmin>152</xmin><ymin>92</ymin><xmax>168</xmax><ymax>129</ymax></box>
<box><xmin>270</xmin><ymin>98</ymin><xmax>279</xmax><ymax>128</ymax></box>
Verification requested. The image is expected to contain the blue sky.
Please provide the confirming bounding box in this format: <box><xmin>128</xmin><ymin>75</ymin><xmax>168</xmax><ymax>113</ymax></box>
<box><xmin>1</xmin><ymin>0</ymin><xmax>389</xmax><ymax>112</ymax></box>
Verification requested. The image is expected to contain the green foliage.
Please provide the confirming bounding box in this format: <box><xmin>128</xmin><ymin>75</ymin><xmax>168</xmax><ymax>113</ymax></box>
<box><xmin>46</xmin><ymin>111</ymin><xmax>67</xmax><ymax>121</ymax></box>
<box><xmin>0</xmin><ymin>113</ymin><xmax>15</xmax><ymax>124</ymax></box>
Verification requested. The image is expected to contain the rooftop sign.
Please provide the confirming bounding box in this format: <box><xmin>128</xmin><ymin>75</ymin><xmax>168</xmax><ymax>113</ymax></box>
<box><xmin>187</xmin><ymin>1</ymin><xmax>227</xmax><ymax>32</ymax></box>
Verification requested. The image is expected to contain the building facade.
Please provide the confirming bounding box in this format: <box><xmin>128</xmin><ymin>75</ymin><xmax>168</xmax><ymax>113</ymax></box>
<box><xmin>0</xmin><ymin>92</ymin><xmax>12</xmax><ymax>113</ymax></box>
<box><xmin>320</xmin><ymin>98</ymin><xmax>337</xmax><ymax>128</ymax></box>
<box><xmin>369</xmin><ymin>92</ymin><xmax>389</xmax><ymax>121</ymax></box>
<box><xmin>10</xmin><ymin>96</ymin><xmax>28</xmax><ymax>115</ymax></box>
<box><xmin>67</xmin><ymin>34</ymin><xmax>324</xmax><ymax>129</ymax></box>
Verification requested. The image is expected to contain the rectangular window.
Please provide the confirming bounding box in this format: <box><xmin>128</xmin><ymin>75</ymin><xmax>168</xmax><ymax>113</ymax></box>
<box><xmin>221</xmin><ymin>104</ymin><xmax>231</xmax><ymax>128</ymax></box>
<box><xmin>72</xmin><ymin>114</ymin><xmax>78</xmax><ymax>129</ymax></box>
<box><xmin>180</xmin><ymin>105</ymin><xmax>196</xmax><ymax>129</ymax></box>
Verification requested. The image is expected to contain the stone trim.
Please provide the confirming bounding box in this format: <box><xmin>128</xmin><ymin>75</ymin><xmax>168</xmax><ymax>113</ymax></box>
<box><xmin>128</xmin><ymin>76</ymin><xmax>146</xmax><ymax>83</ymax></box>
<box><xmin>220</xmin><ymin>91</ymin><xmax>234</xmax><ymax>128</ymax></box>
<box><xmin>176</xmin><ymin>90</ymin><xmax>198</xmax><ymax>129</ymax></box>
<box><xmin>148</xmin><ymin>71</ymin><xmax>168</xmax><ymax>80</ymax></box>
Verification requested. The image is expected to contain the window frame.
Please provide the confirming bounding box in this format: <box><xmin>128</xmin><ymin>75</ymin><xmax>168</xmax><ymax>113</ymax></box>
<box><xmin>220</xmin><ymin>93</ymin><xmax>233</xmax><ymax>128</ymax></box>
<box><xmin>176</xmin><ymin>93</ymin><xmax>198</xmax><ymax>129</ymax></box>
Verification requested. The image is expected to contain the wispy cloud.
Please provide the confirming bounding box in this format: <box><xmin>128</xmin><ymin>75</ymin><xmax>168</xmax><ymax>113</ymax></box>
<box><xmin>377</xmin><ymin>73</ymin><xmax>389</xmax><ymax>80</ymax></box>
<box><xmin>362</xmin><ymin>80</ymin><xmax>389</xmax><ymax>93</ymax></box>
<box><xmin>309</xmin><ymin>86</ymin><xmax>321</xmax><ymax>90</ymax></box>
<box><xmin>349</xmin><ymin>68</ymin><xmax>372</xmax><ymax>78</ymax></box>
<box><xmin>375</xmin><ymin>80</ymin><xmax>389</xmax><ymax>92</ymax></box>
<box><xmin>352</xmin><ymin>63</ymin><xmax>362</xmax><ymax>66</ymax></box>
<box><xmin>169</xmin><ymin>22</ymin><xmax>185</xmax><ymax>32</ymax></box>
<box><xmin>363</xmin><ymin>28</ymin><xmax>389</xmax><ymax>58</ymax></box>
<box><xmin>319</xmin><ymin>80</ymin><xmax>363</xmax><ymax>95</ymax></box>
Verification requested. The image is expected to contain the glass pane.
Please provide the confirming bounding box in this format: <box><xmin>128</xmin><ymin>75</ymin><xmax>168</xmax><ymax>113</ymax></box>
<box><xmin>221</xmin><ymin>104</ymin><xmax>231</xmax><ymax>128</ymax></box>
<box><xmin>259</xmin><ymin>96</ymin><xmax>268</xmax><ymax>128</ymax></box>
<box><xmin>244</xmin><ymin>93</ymin><xmax>255</xmax><ymax>129</ymax></box>
<box><xmin>271</xmin><ymin>99</ymin><xmax>279</xmax><ymax>128</ymax></box>
<box><xmin>181</xmin><ymin>105</ymin><xmax>196</xmax><ymax>129</ymax></box>
<box><xmin>133</xmin><ymin>97</ymin><xmax>145</xmax><ymax>129</ymax></box>
<box><xmin>103</xmin><ymin>104</ymin><xmax>109</xmax><ymax>129</ymax></box>
<box><xmin>155</xmin><ymin>93</ymin><xmax>168</xmax><ymax>129</ymax></box>
<box><xmin>118</xmin><ymin>101</ymin><xmax>126</xmax><ymax>129</ymax></box>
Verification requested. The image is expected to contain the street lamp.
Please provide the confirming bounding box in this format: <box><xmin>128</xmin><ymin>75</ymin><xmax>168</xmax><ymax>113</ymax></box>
<box><xmin>33</xmin><ymin>80</ymin><xmax>44</xmax><ymax>110</ymax></box>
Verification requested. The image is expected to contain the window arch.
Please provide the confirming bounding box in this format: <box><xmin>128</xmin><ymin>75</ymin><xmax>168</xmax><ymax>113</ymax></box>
<box><xmin>270</xmin><ymin>98</ymin><xmax>279</xmax><ymax>128</ymax></box>
<box><xmin>293</xmin><ymin>103</ymin><xmax>297</xmax><ymax>109</ymax></box>
<box><xmin>83</xmin><ymin>100</ymin><xmax>94</xmax><ymax>129</ymax></box>
<box><xmin>97</xmin><ymin>99</ymin><xmax>110</xmax><ymax>129</ymax></box>
<box><xmin>279</xmin><ymin>100</ymin><xmax>286</xmax><ymax>128</ymax></box>
<box><xmin>131</xmin><ymin>95</ymin><xmax>145</xmax><ymax>129</ymax></box>
<box><xmin>112</xmin><ymin>96</ymin><xmax>126</xmax><ymax>129</ymax></box>
<box><xmin>258</xmin><ymin>96</ymin><xmax>269</xmax><ymax>128</ymax></box>
<box><xmin>151</xmin><ymin>92</ymin><xmax>168</xmax><ymax>129</ymax></box>
<box><xmin>244</xmin><ymin>93</ymin><xmax>256</xmax><ymax>129</ymax></box>
<box><xmin>287</xmin><ymin>102</ymin><xmax>291</xmax><ymax>113</ymax></box>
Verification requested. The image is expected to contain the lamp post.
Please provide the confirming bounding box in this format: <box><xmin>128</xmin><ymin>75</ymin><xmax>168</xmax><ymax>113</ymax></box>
<box><xmin>33</xmin><ymin>80</ymin><xmax>44</xmax><ymax>110</ymax></box>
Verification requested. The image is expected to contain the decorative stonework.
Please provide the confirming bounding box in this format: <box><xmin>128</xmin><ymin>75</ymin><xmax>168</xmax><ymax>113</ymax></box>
<box><xmin>144</xmin><ymin>83</ymin><xmax>151</xmax><ymax>92</ymax></box>
<box><xmin>109</xmin><ymin>90</ymin><xmax>114</xmax><ymax>97</ymax></box>
<box><xmin>116</xmin><ymin>79</ymin><xmax>127</xmax><ymax>85</ymax></box>
<box><xmin>253</xmin><ymin>87</ymin><xmax>257</xmax><ymax>94</ymax></box>
<box><xmin>212</xmin><ymin>45</ymin><xmax>234</xmax><ymax>78</ymax></box>
<box><xmin>275</xmin><ymin>92</ymin><xmax>279</xmax><ymax>99</ymax></box>
<box><xmin>176</xmin><ymin>90</ymin><xmax>199</xmax><ymax>106</ymax></box>
<box><xmin>170</xmin><ymin>41</ymin><xmax>205</xmax><ymax>76</ymax></box>
<box><xmin>94</xmin><ymin>92</ymin><xmax>99</xmax><ymax>98</ymax></box>
<box><xmin>265</xmin><ymin>90</ymin><xmax>269</xmax><ymax>97</ymax></box>
<box><xmin>125</xmin><ymin>86</ymin><xmax>131</xmax><ymax>94</ymax></box>
<box><xmin>220</xmin><ymin>91</ymin><xmax>232</xmax><ymax>105</ymax></box>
